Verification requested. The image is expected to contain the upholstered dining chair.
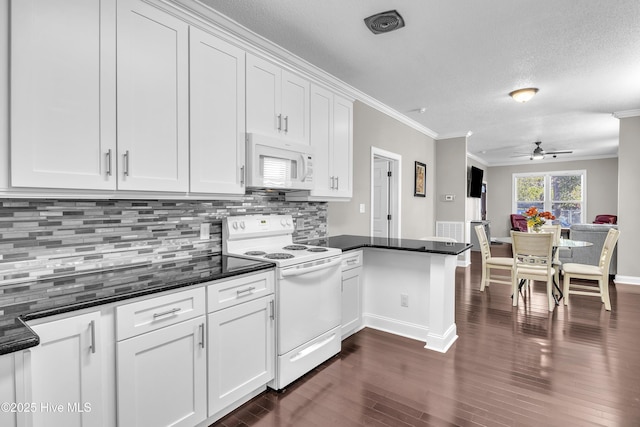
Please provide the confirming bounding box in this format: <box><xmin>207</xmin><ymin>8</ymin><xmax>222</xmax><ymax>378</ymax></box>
<box><xmin>511</xmin><ymin>231</ymin><xmax>556</xmax><ymax>311</ymax></box>
<box><xmin>562</xmin><ymin>228</ymin><xmax>620</xmax><ymax>311</ymax></box>
<box><xmin>475</xmin><ymin>225</ymin><xmax>512</xmax><ymax>291</ymax></box>
<box><xmin>540</xmin><ymin>223</ymin><xmax>563</xmax><ymax>285</ymax></box>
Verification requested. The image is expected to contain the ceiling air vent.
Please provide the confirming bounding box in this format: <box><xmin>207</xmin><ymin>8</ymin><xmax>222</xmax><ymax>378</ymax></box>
<box><xmin>364</xmin><ymin>10</ymin><xmax>405</xmax><ymax>34</ymax></box>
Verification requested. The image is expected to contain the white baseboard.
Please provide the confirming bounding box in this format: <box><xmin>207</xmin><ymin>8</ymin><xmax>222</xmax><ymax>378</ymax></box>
<box><xmin>614</xmin><ymin>275</ymin><xmax>640</xmax><ymax>286</ymax></box>
<box><xmin>362</xmin><ymin>313</ymin><xmax>428</xmax><ymax>343</ymax></box>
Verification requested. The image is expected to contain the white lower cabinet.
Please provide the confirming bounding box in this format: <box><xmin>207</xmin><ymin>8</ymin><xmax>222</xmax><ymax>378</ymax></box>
<box><xmin>207</xmin><ymin>296</ymin><xmax>275</xmax><ymax>418</ymax></box>
<box><xmin>341</xmin><ymin>251</ymin><xmax>363</xmax><ymax>339</ymax></box>
<box><xmin>206</xmin><ymin>271</ymin><xmax>275</xmax><ymax>420</ymax></box>
<box><xmin>115</xmin><ymin>287</ymin><xmax>206</xmax><ymax>427</ymax></box>
<box><xmin>116</xmin><ymin>316</ymin><xmax>207</xmax><ymax>427</ymax></box>
<box><xmin>23</xmin><ymin>311</ymin><xmax>104</xmax><ymax>427</ymax></box>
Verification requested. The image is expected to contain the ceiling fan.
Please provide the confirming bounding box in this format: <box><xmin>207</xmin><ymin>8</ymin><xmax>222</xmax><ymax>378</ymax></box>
<box><xmin>512</xmin><ymin>141</ymin><xmax>573</xmax><ymax>160</ymax></box>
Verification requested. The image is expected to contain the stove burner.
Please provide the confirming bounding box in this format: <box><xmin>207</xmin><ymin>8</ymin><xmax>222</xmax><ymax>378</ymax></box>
<box><xmin>283</xmin><ymin>245</ymin><xmax>307</xmax><ymax>250</ymax></box>
<box><xmin>264</xmin><ymin>253</ymin><xmax>295</xmax><ymax>260</ymax></box>
<box><xmin>307</xmin><ymin>247</ymin><xmax>328</xmax><ymax>252</ymax></box>
<box><xmin>244</xmin><ymin>251</ymin><xmax>266</xmax><ymax>256</ymax></box>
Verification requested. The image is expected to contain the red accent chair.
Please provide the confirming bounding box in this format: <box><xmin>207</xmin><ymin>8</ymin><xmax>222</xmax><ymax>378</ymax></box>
<box><xmin>593</xmin><ymin>214</ymin><xmax>617</xmax><ymax>224</ymax></box>
<box><xmin>510</xmin><ymin>214</ymin><xmax>528</xmax><ymax>232</ymax></box>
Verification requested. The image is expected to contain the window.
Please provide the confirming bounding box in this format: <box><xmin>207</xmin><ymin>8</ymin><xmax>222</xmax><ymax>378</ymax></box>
<box><xmin>513</xmin><ymin>170</ymin><xmax>585</xmax><ymax>227</ymax></box>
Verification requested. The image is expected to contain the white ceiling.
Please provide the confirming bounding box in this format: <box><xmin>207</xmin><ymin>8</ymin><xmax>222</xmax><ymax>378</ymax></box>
<box><xmin>200</xmin><ymin>0</ymin><xmax>640</xmax><ymax>166</ymax></box>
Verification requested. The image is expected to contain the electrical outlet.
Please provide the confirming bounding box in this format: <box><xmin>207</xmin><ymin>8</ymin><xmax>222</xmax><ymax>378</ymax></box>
<box><xmin>200</xmin><ymin>223</ymin><xmax>210</xmax><ymax>240</ymax></box>
<box><xmin>401</xmin><ymin>294</ymin><xmax>408</xmax><ymax>307</ymax></box>
<box><xmin>359</xmin><ymin>204</ymin><xmax>366</xmax><ymax>214</ymax></box>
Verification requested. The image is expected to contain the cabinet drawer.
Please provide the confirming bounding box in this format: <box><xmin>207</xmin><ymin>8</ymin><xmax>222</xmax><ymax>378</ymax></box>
<box><xmin>341</xmin><ymin>250</ymin><xmax>363</xmax><ymax>271</ymax></box>
<box><xmin>116</xmin><ymin>287</ymin><xmax>205</xmax><ymax>341</ymax></box>
<box><xmin>207</xmin><ymin>271</ymin><xmax>274</xmax><ymax>312</ymax></box>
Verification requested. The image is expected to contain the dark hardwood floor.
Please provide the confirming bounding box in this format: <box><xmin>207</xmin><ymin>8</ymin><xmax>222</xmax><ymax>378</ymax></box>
<box><xmin>213</xmin><ymin>245</ymin><xmax>640</xmax><ymax>426</ymax></box>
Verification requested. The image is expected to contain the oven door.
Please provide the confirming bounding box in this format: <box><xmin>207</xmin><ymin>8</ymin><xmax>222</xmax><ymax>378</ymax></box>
<box><xmin>277</xmin><ymin>255</ymin><xmax>342</xmax><ymax>355</ymax></box>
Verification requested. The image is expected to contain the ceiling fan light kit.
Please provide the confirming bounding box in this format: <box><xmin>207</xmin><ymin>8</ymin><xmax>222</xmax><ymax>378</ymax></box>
<box><xmin>509</xmin><ymin>87</ymin><xmax>539</xmax><ymax>103</ymax></box>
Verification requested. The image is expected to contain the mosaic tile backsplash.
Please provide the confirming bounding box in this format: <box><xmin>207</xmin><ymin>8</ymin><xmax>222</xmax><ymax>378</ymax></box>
<box><xmin>0</xmin><ymin>192</ymin><xmax>327</xmax><ymax>286</ymax></box>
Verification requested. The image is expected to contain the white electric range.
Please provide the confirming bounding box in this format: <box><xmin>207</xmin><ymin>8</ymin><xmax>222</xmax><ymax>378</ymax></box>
<box><xmin>223</xmin><ymin>214</ymin><xmax>342</xmax><ymax>390</ymax></box>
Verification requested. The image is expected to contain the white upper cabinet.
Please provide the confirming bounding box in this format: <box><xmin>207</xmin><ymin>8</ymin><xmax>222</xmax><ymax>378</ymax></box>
<box><xmin>116</xmin><ymin>0</ymin><xmax>189</xmax><ymax>192</ymax></box>
<box><xmin>288</xmin><ymin>85</ymin><xmax>353</xmax><ymax>201</ymax></box>
<box><xmin>332</xmin><ymin>95</ymin><xmax>354</xmax><ymax>198</ymax></box>
<box><xmin>246</xmin><ymin>54</ymin><xmax>310</xmax><ymax>144</ymax></box>
<box><xmin>10</xmin><ymin>0</ymin><xmax>117</xmax><ymax>190</ymax></box>
<box><xmin>189</xmin><ymin>27</ymin><xmax>246</xmax><ymax>195</ymax></box>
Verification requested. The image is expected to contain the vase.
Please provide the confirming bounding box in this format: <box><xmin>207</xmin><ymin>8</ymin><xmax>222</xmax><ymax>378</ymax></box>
<box><xmin>528</xmin><ymin>224</ymin><xmax>542</xmax><ymax>233</ymax></box>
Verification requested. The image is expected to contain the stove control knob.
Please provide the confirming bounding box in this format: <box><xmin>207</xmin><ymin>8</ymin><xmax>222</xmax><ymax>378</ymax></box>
<box><xmin>240</xmin><ymin>221</ymin><xmax>246</xmax><ymax>229</ymax></box>
<box><xmin>232</xmin><ymin>221</ymin><xmax>238</xmax><ymax>230</ymax></box>
<box><xmin>280</xmin><ymin>219</ymin><xmax>287</xmax><ymax>226</ymax></box>
<box><xmin>286</xmin><ymin>218</ymin><xmax>292</xmax><ymax>226</ymax></box>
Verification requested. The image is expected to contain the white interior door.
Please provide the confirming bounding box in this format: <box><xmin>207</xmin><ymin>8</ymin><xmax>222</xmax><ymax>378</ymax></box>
<box><xmin>373</xmin><ymin>158</ymin><xmax>391</xmax><ymax>238</ymax></box>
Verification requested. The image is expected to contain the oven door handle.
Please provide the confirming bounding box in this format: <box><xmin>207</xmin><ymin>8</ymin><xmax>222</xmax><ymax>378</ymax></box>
<box><xmin>280</xmin><ymin>257</ymin><xmax>341</xmax><ymax>277</ymax></box>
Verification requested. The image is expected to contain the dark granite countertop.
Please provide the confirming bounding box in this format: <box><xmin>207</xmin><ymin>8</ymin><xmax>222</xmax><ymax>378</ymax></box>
<box><xmin>0</xmin><ymin>254</ymin><xmax>274</xmax><ymax>356</ymax></box>
<box><xmin>322</xmin><ymin>234</ymin><xmax>472</xmax><ymax>255</ymax></box>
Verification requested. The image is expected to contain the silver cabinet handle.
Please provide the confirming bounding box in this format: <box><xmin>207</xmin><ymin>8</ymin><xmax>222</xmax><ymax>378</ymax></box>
<box><xmin>270</xmin><ymin>300</ymin><xmax>275</xmax><ymax>320</ymax></box>
<box><xmin>277</xmin><ymin>114</ymin><xmax>282</xmax><ymax>131</ymax></box>
<box><xmin>330</xmin><ymin>176</ymin><xmax>335</xmax><ymax>189</ymax></box>
<box><xmin>199</xmin><ymin>323</ymin><xmax>205</xmax><ymax>349</ymax></box>
<box><xmin>123</xmin><ymin>150</ymin><xmax>130</xmax><ymax>176</ymax></box>
<box><xmin>89</xmin><ymin>320</ymin><xmax>96</xmax><ymax>354</ymax></box>
<box><xmin>284</xmin><ymin>116</ymin><xmax>289</xmax><ymax>133</ymax></box>
<box><xmin>236</xmin><ymin>286</ymin><xmax>255</xmax><ymax>296</ymax></box>
<box><xmin>240</xmin><ymin>165</ymin><xmax>245</xmax><ymax>186</ymax></box>
<box><xmin>336</xmin><ymin>176</ymin><xmax>339</xmax><ymax>190</ymax></box>
<box><xmin>106</xmin><ymin>149</ymin><xmax>112</xmax><ymax>176</ymax></box>
<box><xmin>153</xmin><ymin>307</ymin><xmax>181</xmax><ymax>318</ymax></box>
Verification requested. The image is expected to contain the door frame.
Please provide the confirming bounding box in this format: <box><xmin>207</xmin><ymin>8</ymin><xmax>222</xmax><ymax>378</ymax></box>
<box><xmin>370</xmin><ymin>147</ymin><xmax>401</xmax><ymax>238</ymax></box>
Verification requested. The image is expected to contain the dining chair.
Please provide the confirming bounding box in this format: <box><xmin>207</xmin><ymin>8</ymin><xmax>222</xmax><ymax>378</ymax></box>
<box><xmin>539</xmin><ymin>223</ymin><xmax>562</xmax><ymax>285</ymax></box>
<box><xmin>510</xmin><ymin>231</ymin><xmax>556</xmax><ymax>311</ymax></box>
<box><xmin>474</xmin><ymin>225</ymin><xmax>512</xmax><ymax>291</ymax></box>
<box><xmin>562</xmin><ymin>228</ymin><xmax>620</xmax><ymax>311</ymax></box>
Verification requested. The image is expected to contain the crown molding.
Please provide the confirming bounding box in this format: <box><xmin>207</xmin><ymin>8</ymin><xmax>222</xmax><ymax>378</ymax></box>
<box><xmin>167</xmin><ymin>0</ymin><xmax>439</xmax><ymax>139</ymax></box>
<box><xmin>466</xmin><ymin>152</ymin><xmax>489</xmax><ymax>167</ymax></box>
<box><xmin>436</xmin><ymin>131</ymin><xmax>473</xmax><ymax>140</ymax></box>
<box><xmin>612</xmin><ymin>109</ymin><xmax>640</xmax><ymax>119</ymax></box>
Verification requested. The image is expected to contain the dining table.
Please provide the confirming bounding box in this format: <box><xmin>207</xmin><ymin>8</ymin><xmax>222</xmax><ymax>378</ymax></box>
<box><xmin>492</xmin><ymin>235</ymin><xmax>593</xmax><ymax>304</ymax></box>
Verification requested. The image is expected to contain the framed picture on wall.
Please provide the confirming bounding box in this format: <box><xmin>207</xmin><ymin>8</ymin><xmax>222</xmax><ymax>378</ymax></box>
<box><xmin>414</xmin><ymin>161</ymin><xmax>426</xmax><ymax>197</ymax></box>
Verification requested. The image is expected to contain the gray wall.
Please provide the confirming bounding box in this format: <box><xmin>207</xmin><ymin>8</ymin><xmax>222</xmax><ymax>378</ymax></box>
<box><xmin>435</xmin><ymin>137</ymin><xmax>467</xmax><ymax>224</ymax></box>
<box><xmin>328</xmin><ymin>101</ymin><xmax>436</xmax><ymax>238</ymax></box>
<box><xmin>486</xmin><ymin>158</ymin><xmax>618</xmax><ymax>237</ymax></box>
<box><xmin>617</xmin><ymin>116</ymin><xmax>640</xmax><ymax>281</ymax></box>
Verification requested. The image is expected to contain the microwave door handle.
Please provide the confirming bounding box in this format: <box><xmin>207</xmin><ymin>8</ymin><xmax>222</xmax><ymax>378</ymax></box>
<box><xmin>300</xmin><ymin>154</ymin><xmax>309</xmax><ymax>182</ymax></box>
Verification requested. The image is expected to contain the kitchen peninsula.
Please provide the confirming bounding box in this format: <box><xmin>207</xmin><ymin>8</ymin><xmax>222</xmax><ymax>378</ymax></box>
<box><xmin>326</xmin><ymin>235</ymin><xmax>471</xmax><ymax>353</ymax></box>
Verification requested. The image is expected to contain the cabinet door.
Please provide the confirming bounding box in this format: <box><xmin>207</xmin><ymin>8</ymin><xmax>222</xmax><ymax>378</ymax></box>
<box><xmin>10</xmin><ymin>0</ymin><xmax>116</xmax><ymax>190</ymax></box>
<box><xmin>26</xmin><ymin>312</ymin><xmax>103</xmax><ymax>427</ymax></box>
<box><xmin>309</xmin><ymin>85</ymin><xmax>333</xmax><ymax>196</ymax></box>
<box><xmin>116</xmin><ymin>0</ymin><xmax>189</xmax><ymax>192</ymax></box>
<box><xmin>117</xmin><ymin>316</ymin><xmax>207</xmax><ymax>427</ymax></box>
<box><xmin>281</xmin><ymin>70</ymin><xmax>310</xmax><ymax>144</ymax></box>
<box><xmin>342</xmin><ymin>266</ymin><xmax>362</xmax><ymax>339</ymax></box>
<box><xmin>246</xmin><ymin>54</ymin><xmax>281</xmax><ymax>137</ymax></box>
<box><xmin>0</xmin><ymin>354</ymin><xmax>17</xmax><ymax>427</ymax></box>
<box><xmin>332</xmin><ymin>96</ymin><xmax>353</xmax><ymax>198</ymax></box>
<box><xmin>190</xmin><ymin>27</ymin><xmax>246</xmax><ymax>195</ymax></box>
<box><xmin>208</xmin><ymin>296</ymin><xmax>274</xmax><ymax>417</ymax></box>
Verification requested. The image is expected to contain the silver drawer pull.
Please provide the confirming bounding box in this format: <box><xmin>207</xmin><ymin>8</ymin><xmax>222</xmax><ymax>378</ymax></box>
<box><xmin>89</xmin><ymin>320</ymin><xmax>96</xmax><ymax>354</ymax></box>
<box><xmin>236</xmin><ymin>286</ymin><xmax>256</xmax><ymax>296</ymax></box>
<box><xmin>153</xmin><ymin>307</ymin><xmax>181</xmax><ymax>319</ymax></box>
<box><xmin>347</xmin><ymin>259</ymin><xmax>358</xmax><ymax>265</ymax></box>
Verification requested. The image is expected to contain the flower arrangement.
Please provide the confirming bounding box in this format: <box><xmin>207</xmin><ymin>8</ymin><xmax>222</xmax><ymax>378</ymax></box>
<box><xmin>524</xmin><ymin>207</ymin><xmax>555</xmax><ymax>232</ymax></box>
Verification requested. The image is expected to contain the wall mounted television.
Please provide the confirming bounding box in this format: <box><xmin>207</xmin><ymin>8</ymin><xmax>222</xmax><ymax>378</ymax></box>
<box><xmin>468</xmin><ymin>166</ymin><xmax>484</xmax><ymax>198</ymax></box>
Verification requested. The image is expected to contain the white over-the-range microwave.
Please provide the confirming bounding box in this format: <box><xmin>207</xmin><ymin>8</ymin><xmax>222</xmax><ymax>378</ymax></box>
<box><xmin>245</xmin><ymin>133</ymin><xmax>314</xmax><ymax>191</ymax></box>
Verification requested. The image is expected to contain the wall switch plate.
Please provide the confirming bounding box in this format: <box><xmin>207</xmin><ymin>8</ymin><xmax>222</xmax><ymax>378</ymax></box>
<box><xmin>200</xmin><ymin>223</ymin><xmax>210</xmax><ymax>240</ymax></box>
<box><xmin>401</xmin><ymin>294</ymin><xmax>408</xmax><ymax>307</ymax></box>
<box><xmin>359</xmin><ymin>204</ymin><xmax>366</xmax><ymax>213</ymax></box>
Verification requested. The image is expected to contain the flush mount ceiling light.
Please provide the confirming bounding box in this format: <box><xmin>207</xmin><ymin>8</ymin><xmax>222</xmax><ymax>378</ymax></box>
<box><xmin>364</xmin><ymin>10</ymin><xmax>405</xmax><ymax>34</ymax></box>
<box><xmin>509</xmin><ymin>87</ymin><xmax>539</xmax><ymax>103</ymax></box>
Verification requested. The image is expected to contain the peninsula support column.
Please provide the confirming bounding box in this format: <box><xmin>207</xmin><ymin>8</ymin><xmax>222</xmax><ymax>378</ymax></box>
<box><xmin>425</xmin><ymin>254</ymin><xmax>458</xmax><ymax>352</ymax></box>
